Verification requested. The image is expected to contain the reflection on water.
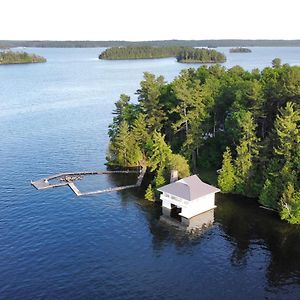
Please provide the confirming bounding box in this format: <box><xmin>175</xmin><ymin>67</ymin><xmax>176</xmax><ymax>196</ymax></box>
<box><xmin>2</xmin><ymin>48</ymin><xmax>300</xmax><ymax>299</ymax></box>
<box><xmin>216</xmin><ymin>194</ymin><xmax>300</xmax><ymax>290</ymax></box>
<box><xmin>115</xmin><ymin>185</ymin><xmax>300</xmax><ymax>297</ymax></box>
<box><xmin>160</xmin><ymin>207</ymin><xmax>214</xmax><ymax>236</ymax></box>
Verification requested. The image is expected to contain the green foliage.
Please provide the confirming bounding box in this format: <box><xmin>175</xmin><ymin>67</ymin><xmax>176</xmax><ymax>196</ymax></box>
<box><xmin>258</xmin><ymin>159</ymin><xmax>281</xmax><ymax>209</ymax></box>
<box><xmin>274</xmin><ymin>102</ymin><xmax>300</xmax><ymax>160</ymax></box>
<box><xmin>145</xmin><ymin>184</ymin><xmax>155</xmax><ymax>202</ymax></box>
<box><xmin>148</xmin><ymin>131</ymin><xmax>172</xmax><ymax>171</ymax></box>
<box><xmin>107</xmin><ymin>121</ymin><xmax>142</xmax><ymax>167</ymax></box>
<box><xmin>272</xmin><ymin>58</ymin><xmax>282</xmax><ymax>68</ymax></box>
<box><xmin>154</xmin><ymin>167</ymin><xmax>166</xmax><ymax>188</ymax></box>
<box><xmin>280</xmin><ymin>183</ymin><xmax>300</xmax><ymax>224</ymax></box>
<box><xmin>176</xmin><ymin>48</ymin><xmax>226</xmax><ymax>63</ymax></box>
<box><xmin>259</xmin><ymin>179</ymin><xmax>279</xmax><ymax>209</ymax></box>
<box><xmin>99</xmin><ymin>46</ymin><xmax>226</xmax><ymax>63</ymax></box>
<box><xmin>167</xmin><ymin>154</ymin><xmax>190</xmax><ymax>179</ymax></box>
<box><xmin>218</xmin><ymin>147</ymin><xmax>236</xmax><ymax>193</ymax></box>
<box><xmin>137</xmin><ymin>72</ymin><xmax>166</xmax><ymax>132</ymax></box>
<box><xmin>106</xmin><ymin>62</ymin><xmax>300</xmax><ymax>224</ymax></box>
<box><xmin>0</xmin><ymin>51</ymin><xmax>46</xmax><ymax>64</ymax></box>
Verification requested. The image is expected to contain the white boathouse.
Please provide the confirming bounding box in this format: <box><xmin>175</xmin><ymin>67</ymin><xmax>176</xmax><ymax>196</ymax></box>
<box><xmin>158</xmin><ymin>175</ymin><xmax>220</xmax><ymax>219</ymax></box>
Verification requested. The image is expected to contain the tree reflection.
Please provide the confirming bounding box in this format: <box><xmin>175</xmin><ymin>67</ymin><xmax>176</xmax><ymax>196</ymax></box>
<box><xmin>108</xmin><ymin>173</ymin><xmax>300</xmax><ymax>290</ymax></box>
<box><xmin>216</xmin><ymin>193</ymin><xmax>300</xmax><ymax>288</ymax></box>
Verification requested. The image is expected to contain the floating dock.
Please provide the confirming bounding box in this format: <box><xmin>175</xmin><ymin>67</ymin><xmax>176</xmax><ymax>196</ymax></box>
<box><xmin>31</xmin><ymin>168</ymin><xmax>146</xmax><ymax>196</ymax></box>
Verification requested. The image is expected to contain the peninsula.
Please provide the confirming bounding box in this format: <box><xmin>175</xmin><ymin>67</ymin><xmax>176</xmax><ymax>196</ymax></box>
<box><xmin>99</xmin><ymin>46</ymin><xmax>226</xmax><ymax>63</ymax></box>
<box><xmin>0</xmin><ymin>51</ymin><xmax>46</xmax><ymax>65</ymax></box>
<box><xmin>107</xmin><ymin>59</ymin><xmax>300</xmax><ymax>224</ymax></box>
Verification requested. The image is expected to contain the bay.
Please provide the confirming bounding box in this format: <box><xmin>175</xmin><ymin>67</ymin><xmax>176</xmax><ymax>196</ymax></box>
<box><xmin>1</xmin><ymin>47</ymin><xmax>300</xmax><ymax>299</ymax></box>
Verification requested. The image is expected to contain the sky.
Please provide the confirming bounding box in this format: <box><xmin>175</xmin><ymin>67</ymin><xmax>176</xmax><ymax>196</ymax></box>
<box><xmin>2</xmin><ymin>0</ymin><xmax>300</xmax><ymax>41</ymax></box>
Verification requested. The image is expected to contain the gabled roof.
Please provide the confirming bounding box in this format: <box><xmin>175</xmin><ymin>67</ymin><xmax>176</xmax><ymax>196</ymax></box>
<box><xmin>157</xmin><ymin>175</ymin><xmax>220</xmax><ymax>201</ymax></box>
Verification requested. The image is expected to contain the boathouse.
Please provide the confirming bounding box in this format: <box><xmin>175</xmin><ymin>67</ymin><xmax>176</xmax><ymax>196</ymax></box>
<box><xmin>157</xmin><ymin>175</ymin><xmax>220</xmax><ymax>219</ymax></box>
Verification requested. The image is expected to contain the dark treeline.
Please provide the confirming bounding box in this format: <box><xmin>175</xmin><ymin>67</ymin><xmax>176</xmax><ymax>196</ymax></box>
<box><xmin>0</xmin><ymin>51</ymin><xmax>46</xmax><ymax>64</ymax></box>
<box><xmin>99</xmin><ymin>46</ymin><xmax>182</xmax><ymax>59</ymax></box>
<box><xmin>1</xmin><ymin>39</ymin><xmax>300</xmax><ymax>48</ymax></box>
<box><xmin>107</xmin><ymin>58</ymin><xmax>300</xmax><ymax>223</ymax></box>
<box><xmin>177</xmin><ymin>48</ymin><xmax>226</xmax><ymax>63</ymax></box>
<box><xmin>230</xmin><ymin>47</ymin><xmax>252</xmax><ymax>53</ymax></box>
<box><xmin>99</xmin><ymin>46</ymin><xmax>226</xmax><ymax>63</ymax></box>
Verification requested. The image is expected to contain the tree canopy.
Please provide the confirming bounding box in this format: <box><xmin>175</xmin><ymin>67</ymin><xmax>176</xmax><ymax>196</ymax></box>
<box><xmin>0</xmin><ymin>51</ymin><xmax>46</xmax><ymax>64</ymax></box>
<box><xmin>99</xmin><ymin>46</ymin><xmax>226</xmax><ymax>63</ymax></box>
<box><xmin>106</xmin><ymin>61</ymin><xmax>300</xmax><ymax>223</ymax></box>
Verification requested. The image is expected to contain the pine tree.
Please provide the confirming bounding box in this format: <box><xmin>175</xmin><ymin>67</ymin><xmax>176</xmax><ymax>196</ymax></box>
<box><xmin>148</xmin><ymin>131</ymin><xmax>172</xmax><ymax>171</ymax></box>
<box><xmin>108</xmin><ymin>94</ymin><xmax>130</xmax><ymax>139</ymax></box>
<box><xmin>259</xmin><ymin>159</ymin><xmax>281</xmax><ymax>209</ymax></box>
<box><xmin>274</xmin><ymin>102</ymin><xmax>300</xmax><ymax>161</ymax></box>
<box><xmin>280</xmin><ymin>183</ymin><xmax>300</xmax><ymax>224</ymax></box>
<box><xmin>234</xmin><ymin>112</ymin><xmax>259</xmax><ymax>194</ymax></box>
<box><xmin>145</xmin><ymin>184</ymin><xmax>155</xmax><ymax>202</ymax></box>
<box><xmin>218</xmin><ymin>147</ymin><xmax>236</xmax><ymax>192</ymax></box>
<box><xmin>137</xmin><ymin>72</ymin><xmax>166</xmax><ymax>132</ymax></box>
<box><xmin>131</xmin><ymin>113</ymin><xmax>149</xmax><ymax>146</ymax></box>
<box><xmin>154</xmin><ymin>167</ymin><xmax>166</xmax><ymax>188</ymax></box>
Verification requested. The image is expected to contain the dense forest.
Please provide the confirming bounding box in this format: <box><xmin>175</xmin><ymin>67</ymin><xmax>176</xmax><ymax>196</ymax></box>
<box><xmin>99</xmin><ymin>46</ymin><xmax>226</xmax><ymax>63</ymax></box>
<box><xmin>176</xmin><ymin>48</ymin><xmax>226</xmax><ymax>63</ymax></box>
<box><xmin>107</xmin><ymin>58</ymin><xmax>300</xmax><ymax>224</ymax></box>
<box><xmin>1</xmin><ymin>39</ymin><xmax>300</xmax><ymax>48</ymax></box>
<box><xmin>230</xmin><ymin>47</ymin><xmax>252</xmax><ymax>53</ymax></box>
<box><xmin>99</xmin><ymin>46</ymin><xmax>182</xmax><ymax>59</ymax></box>
<box><xmin>0</xmin><ymin>51</ymin><xmax>46</xmax><ymax>64</ymax></box>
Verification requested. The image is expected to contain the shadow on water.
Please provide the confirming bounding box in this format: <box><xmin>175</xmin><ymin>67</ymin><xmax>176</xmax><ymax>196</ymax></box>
<box><xmin>215</xmin><ymin>193</ymin><xmax>300</xmax><ymax>288</ymax></box>
<box><xmin>104</xmin><ymin>173</ymin><xmax>300</xmax><ymax>293</ymax></box>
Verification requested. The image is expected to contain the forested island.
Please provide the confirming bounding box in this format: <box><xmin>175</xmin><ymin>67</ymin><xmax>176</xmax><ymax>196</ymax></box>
<box><xmin>0</xmin><ymin>51</ymin><xmax>46</xmax><ymax>64</ymax></box>
<box><xmin>230</xmin><ymin>47</ymin><xmax>252</xmax><ymax>53</ymax></box>
<box><xmin>107</xmin><ymin>58</ymin><xmax>300</xmax><ymax>224</ymax></box>
<box><xmin>99</xmin><ymin>46</ymin><xmax>226</xmax><ymax>63</ymax></box>
<box><xmin>1</xmin><ymin>39</ymin><xmax>300</xmax><ymax>48</ymax></box>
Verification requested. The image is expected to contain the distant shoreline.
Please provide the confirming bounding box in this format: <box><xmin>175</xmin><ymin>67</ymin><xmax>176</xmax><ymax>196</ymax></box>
<box><xmin>1</xmin><ymin>39</ymin><xmax>300</xmax><ymax>48</ymax></box>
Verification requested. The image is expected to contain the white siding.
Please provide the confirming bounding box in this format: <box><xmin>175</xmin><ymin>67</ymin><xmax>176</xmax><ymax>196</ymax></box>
<box><xmin>160</xmin><ymin>192</ymin><xmax>216</xmax><ymax>219</ymax></box>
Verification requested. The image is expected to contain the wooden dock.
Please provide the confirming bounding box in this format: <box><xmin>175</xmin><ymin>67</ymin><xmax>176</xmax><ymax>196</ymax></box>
<box><xmin>31</xmin><ymin>167</ymin><xmax>146</xmax><ymax>197</ymax></box>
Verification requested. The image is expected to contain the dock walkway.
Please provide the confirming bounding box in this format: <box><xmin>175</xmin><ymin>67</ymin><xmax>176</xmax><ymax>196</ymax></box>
<box><xmin>31</xmin><ymin>167</ymin><xmax>146</xmax><ymax>197</ymax></box>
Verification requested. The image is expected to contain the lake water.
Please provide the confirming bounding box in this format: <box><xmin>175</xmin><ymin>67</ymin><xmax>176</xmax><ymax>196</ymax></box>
<box><xmin>1</xmin><ymin>47</ymin><xmax>300</xmax><ymax>299</ymax></box>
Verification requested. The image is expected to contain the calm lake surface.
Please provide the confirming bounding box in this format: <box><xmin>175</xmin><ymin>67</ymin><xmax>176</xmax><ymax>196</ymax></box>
<box><xmin>1</xmin><ymin>47</ymin><xmax>300</xmax><ymax>299</ymax></box>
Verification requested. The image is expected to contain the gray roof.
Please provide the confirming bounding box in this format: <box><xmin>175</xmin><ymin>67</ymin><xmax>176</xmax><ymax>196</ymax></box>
<box><xmin>157</xmin><ymin>175</ymin><xmax>220</xmax><ymax>201</ymax></box>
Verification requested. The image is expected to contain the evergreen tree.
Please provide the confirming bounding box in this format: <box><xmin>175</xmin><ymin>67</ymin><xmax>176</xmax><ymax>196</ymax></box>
<box><xmin>145</xmin><ymin>184</ymin><xmax>155</xmax><ymax>202</ymax></box>
<box><xmin>154</xmin><ymin>167</ymin><xmax>166</xmax><ymax>188</ymax></box>
<box><xmin>234</xmin><ymin>112</ymin><xmax>259</xmax><ymax>194</ymax></box>
<box><xmin>131</xmin><ymin>113</ymin><xmax>149</xmax><ymax>146</ymax></box>
<box><xmin>148</xmin><ymin>131</ymin><xmax>172</xmax><ymax>171</ymax></box>
<box><xmin>280</xmin><ymin>183</ymin><xmax>300</xmax><ymax>224</ymax></box>
<box><xmin>259</xmin><ymin>159</ymin><xmax>282</xmax><ymax>209</ymax></box>
<box><xmin>274</xmin><ymin>102</ymin><xmax>300</xmax><ymax>161</ymax></box>
<box><xmin>218</xmin><ymin>147</ymin><xmax>236</xmax><ymax>192</ymax></box>
<box><xmin>137</xmin><ymin>72</ymin><xmax>166</xmax><ymax>131</ymax></box>
<box><xmin>108</xmin><ymin>94</ymin><xmax>130</xmax><ymax>139</ymax></box>
<box><xmin>111</xmin><ymin>121</ymin><xmax>142</xmax><ymax>166</ymax></box>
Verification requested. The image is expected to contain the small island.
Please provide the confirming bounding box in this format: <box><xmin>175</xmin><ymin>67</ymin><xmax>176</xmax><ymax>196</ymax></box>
<box><xmin>99</xmin><ymin>46</ymin><xmax>226</xmax><ymax>63</ymax></box>
<box><xmin>0</xmin><ymin>50</ymin><xmax>46</xmax><ymax>65</ymax></box>
<box><xmin>229</xmin><ymin>47</ymin><xmax>252</xmax><ymax>53</ymax></box>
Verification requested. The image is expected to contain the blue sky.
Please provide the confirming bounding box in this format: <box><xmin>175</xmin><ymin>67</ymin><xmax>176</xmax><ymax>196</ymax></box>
<box><xmin>2</xmin><ymin>0</ymin><xmax>299</xmax><ymax>40</ymax></box>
